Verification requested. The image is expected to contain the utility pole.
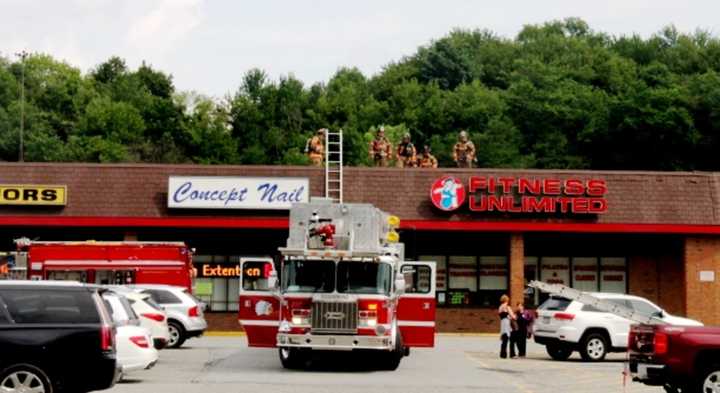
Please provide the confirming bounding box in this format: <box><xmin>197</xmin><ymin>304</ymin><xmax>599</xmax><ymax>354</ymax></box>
<box><xmin>15</xmin><ymin>50</ymin><xmax>28</xmax><ymax>162</ymax></box>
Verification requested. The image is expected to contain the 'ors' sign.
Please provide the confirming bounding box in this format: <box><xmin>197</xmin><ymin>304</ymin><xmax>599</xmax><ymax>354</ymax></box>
<box><xmin>168</xmin><ymin>176</ymin><xmax>308</xmax><ymax>210</ymax></box>
<box><xmin>0</xmin><ymin>185</ymin><xmax>67</xmax><ymax>206</ymax></box>
<box><xmin>430</xmin><ymin>176</ymin><xmax>608</xmax><ymax>214</ymax></box>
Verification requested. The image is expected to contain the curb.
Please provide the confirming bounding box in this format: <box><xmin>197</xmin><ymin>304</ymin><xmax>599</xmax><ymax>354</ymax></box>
<box><xmin>204</xmin><ymin>331</ymin><xmax>498</xmax><ymax>337</ymax></box>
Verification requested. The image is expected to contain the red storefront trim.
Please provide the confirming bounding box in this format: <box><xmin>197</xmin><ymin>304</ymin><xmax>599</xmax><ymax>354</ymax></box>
<box><xmin>1</xmin><ymin>216</ymin><xmax>720</xmax><ymax>234</ymax></box>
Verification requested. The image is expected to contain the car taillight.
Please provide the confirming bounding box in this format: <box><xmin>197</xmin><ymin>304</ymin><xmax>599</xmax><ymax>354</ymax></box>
<box><xmin>653</xmin><ymin>332</ymin><xmax>668</xmax><ymax>355</ymax></box>
<box><xmin>130</xmin><ymin>336</ymin><xmax>150</xmax><ymax>349</ymax></box>
<box><xmin>188</xmin><ymin>306</ymin><xmax>199</xmax><ymax>317</ymax></box>
<box><xmin>553</xmin><ymin>312</ymin><xmax>575</xmax><ymax>321</ymax></box>
<box><xmin>359</xmin><ymin>310</ymin><xmax>378</xmax><ymax>327</ymax></box>
<box><xmin>291</xmin><ymin>309</ymin><xmax>311</xmax><ymax>325</ymax></box>
<box><xmin>142</xmin><ymin>313</ymin><xmax>166</xmax><ymax>322</ymax></box>
<box><xmin>100</xmin><ymin>325</ymin><xmax>114</xmax><ymax>351</ymax></box>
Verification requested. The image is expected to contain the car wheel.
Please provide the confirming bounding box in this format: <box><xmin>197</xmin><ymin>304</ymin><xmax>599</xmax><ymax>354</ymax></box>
<box><xmin>546</xmin><ymin>344</ymin><xmax>573</xmax><ymax>361</ymax></box>
<box><xmin>698</xmin><ymin>365</ymin><xmax>720</xmax><ymax>393</ymax></box>
<box><xmin>279</xmin><ymin>348</ymin><xmax>308</xmax><ymax>369</ymax></box>
<box><xmin>0</xmin><ymin>364</ymin><xmax>53</xmax><ymax>393</ymax></box>
<box><xmin>380</xmin><ymin>331</ymin><xmax>404</xmax><ymax>371</ymax></box>
<box><xmin>167</xmin><ymin>321</ymin><xmax>187</xmax><ymax>349</ymax></box>
<box><xmin>580</xmin><ymin>333</ymin><xmax>608</xmax><ymax>362</ymax></box>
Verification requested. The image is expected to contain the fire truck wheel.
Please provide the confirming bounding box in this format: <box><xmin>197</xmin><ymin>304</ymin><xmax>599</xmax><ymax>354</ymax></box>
<box><xmin>167</xmin><ymin>321</ymin><xmax>186</xmax><ymax>349</ymax></box>
<box><xmin>380</xmin><ymin>333</ymin><xmax>404</xmax><ymax>371</ymax></box>
<box><xmin>279</xmin><ymin>348</ymin><xmax>307</xmax><ymax>369</ymax></box>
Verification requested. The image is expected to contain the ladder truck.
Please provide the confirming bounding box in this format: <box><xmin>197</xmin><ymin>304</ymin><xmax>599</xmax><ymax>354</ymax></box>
<box><xmin>237</xmin><ymin>199</ymin><xmax>437</xmax><ymax>370</ymax></box>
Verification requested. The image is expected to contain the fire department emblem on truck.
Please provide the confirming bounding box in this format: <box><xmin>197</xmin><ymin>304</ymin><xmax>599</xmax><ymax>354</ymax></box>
<box><xmin>430</xmin><ymin>176</ymin><xmax>465</xmax><ymax>211</ymax></box>
<box><xmin>324</xmin><ymin>311</ymin><xmax>345</xmax><ymax>320</ymax></box>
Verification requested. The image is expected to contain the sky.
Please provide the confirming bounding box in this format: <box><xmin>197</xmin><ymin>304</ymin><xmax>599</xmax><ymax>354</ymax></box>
<box><xmin>1</xmin><ymin>0</ymin><xmax>719</xmax><ymax>97</ymax></box>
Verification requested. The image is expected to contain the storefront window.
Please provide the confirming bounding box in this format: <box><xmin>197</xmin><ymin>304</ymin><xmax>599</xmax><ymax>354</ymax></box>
<box><xmin>600</xmin><ymin>257</ymin><xmax>627</xmax><ymax>293</ymax></box>
<box><xmin>448</xmin><ymin>256</ymin><xmax>477</xmax><ymax>291</ymax></box>
<box><xmin>524</xmin><ymin>257</ymin><xmax>539</xmax><ymax>307</ymax></box>
<box><xmin>540</xmin><ymin>257</ymin><xmax>570</xmax><ymax>286</ymax></box>
<box><xmin>572</xmin><ymin>257</ymin><xmax>599</xmax><ymax>292</ymax></box>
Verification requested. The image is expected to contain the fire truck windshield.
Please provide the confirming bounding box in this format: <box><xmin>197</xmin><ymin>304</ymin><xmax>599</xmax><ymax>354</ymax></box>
<box><xmin>336</xmin><ymin>262</ymin><xmax>392</xmax><ymax>295</ymax></box>
<box><xmin>282</xmin><ymin>260</ymin><xmax>335</xmax><ymax>293</ymax></box>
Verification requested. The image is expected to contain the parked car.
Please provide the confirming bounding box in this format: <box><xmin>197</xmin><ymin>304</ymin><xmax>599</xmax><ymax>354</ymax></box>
<box><xmin>102</xmin><ymin>291</ymin><xmax>159</xmax><ymax>375</ymax></box>
<box><xmin>0</xmin><ymin>281</ymin><xmax>119</xmax><ymax>393</ymax></box>
<box><xmin>130</xmin><ymin>284</ymin><xmax>207</xmax><ymax>348</ymax></box>
<box><xmin>629</xmin><ymin>323</ymin><xmax>720</xmax><ymax>393</ymax></box>
<box><xmin>109</xmin><ymin>286</ymin><xmax>170</xmax><ymax>350</ymax></box>
<box><xmin>533</xmin><ymin>293</ymin><xmax>702</xmax><ymax>361</ymax></box>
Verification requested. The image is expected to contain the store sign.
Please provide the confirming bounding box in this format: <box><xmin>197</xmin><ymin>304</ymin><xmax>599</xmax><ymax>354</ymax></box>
<box><xmin>168</xmin><ymin>176</ymin><xmax>308</xmax><ymax>210</ymax></box>
<box><xmin>0</xmin><ymin>184</ymin><xmax>67</xmax><ymax>206</ymax></box>
<box><xmin>430</xmin><ymin>176</ymin><xmax>608</xmax><ymax>214</ymax></box>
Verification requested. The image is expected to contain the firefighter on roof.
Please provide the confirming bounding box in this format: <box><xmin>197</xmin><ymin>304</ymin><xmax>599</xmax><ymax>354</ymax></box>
<box><xmin>396</xmin><ymin>133</ymin><xmax>417</xmax><ymax>168</ymax></box>
<box><xmin>305</xmin><ymin>128</ymin><xmax>325</xmax><ymax>166</ymax></box>
<box><xmin>418</xmin><ymin>145</ymin><xmax>438</xmax><ymax>168</ymax></box>
<box><xmin>453</xmin><ymin>130</ymin><xmax>476</xmax><ymax>168</ymax></box>
<box><xmin>369</xmin><ymin>126</ymin><xmax>392</xmax><ymax>167</ymax></box>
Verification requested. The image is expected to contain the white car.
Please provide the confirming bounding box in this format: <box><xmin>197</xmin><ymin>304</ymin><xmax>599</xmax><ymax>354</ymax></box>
<box><xmin>533</xmin><ymin>293</ymin><xmax>702</xmax><ymax>361</ymax></box>
<box><xmin>130</xmin><ymin>284</ymin><xmax>208</xmax><ymax>348</ymax></box>
<box><xmin>102</xmin><ymin>292</ymin><xmax>159</xmax><ymax>375</ymax></box>
<box><xmin>124</xmin><ymin>291</ymin><xmax>171</xmax><ymax>350</ymax></box>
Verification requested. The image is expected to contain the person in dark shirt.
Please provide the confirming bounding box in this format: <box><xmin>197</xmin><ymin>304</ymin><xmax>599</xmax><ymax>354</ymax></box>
<box><xmin>512</xmin><ymin>302</ymin><xmax>534</xmax><ymax>357</ymax></box>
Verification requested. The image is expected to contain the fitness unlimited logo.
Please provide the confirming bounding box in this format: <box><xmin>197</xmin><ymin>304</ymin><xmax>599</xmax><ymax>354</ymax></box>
<box><xmin>430</xmin><ymin>176</ymin><xmax>466</xmax><ymax>211</ymax></box>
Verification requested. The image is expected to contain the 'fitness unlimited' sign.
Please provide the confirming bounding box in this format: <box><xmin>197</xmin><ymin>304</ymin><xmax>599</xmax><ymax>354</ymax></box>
<box><xmin>168</xmin><ymin>176</ymin><xmax>308</xmax><ymax>210</ymax></box>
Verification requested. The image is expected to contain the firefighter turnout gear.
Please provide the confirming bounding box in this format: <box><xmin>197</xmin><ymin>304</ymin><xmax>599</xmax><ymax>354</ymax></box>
<box><xmin>453</xmin><ymin>130</ymin><xmax>476</xmax><ymax>168</ymax></box>
<box><xmin>369</xmin><ymin>127</ymin><xmax>392</xmax><ymax>167</ymax></box>
<box><xmin>396</xmin><ymin>133</ymin><xmax>417</xmax><ymax>168</ymax></box>
<box><xmin>418</xmin><ymin>145</ymin><xmax>438</xmax><ymax>168</ymax></box>
<box><xmin>306</xmin><ymin>129</ymin><xmax>326</xmax><ymax>166</ymax></box>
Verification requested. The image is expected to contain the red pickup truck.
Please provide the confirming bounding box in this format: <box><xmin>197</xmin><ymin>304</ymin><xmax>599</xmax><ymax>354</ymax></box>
<box><xmin>628</xmin><ymin>324</ymin><xmax>720</xmax><ymax>393</ymax></box>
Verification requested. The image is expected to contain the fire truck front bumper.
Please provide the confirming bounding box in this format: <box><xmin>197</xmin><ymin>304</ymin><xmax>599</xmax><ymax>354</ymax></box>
<box><xmin>277</xmin><ymin>333</ymin><xmax>393</xmax><ymax>351</ymax></box>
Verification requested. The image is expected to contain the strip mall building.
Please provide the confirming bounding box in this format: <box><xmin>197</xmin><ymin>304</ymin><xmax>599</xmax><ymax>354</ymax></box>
<box><xmin>1</xmin><ymin>163</ymin><xmax>719</xmax><ymax>332</ymax></box>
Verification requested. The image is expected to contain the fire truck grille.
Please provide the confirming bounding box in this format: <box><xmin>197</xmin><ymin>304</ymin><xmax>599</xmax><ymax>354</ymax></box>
<box><xmin>311</xmin><ymin>301</ymin><xmax>358</xmax><ymax>334</ymax></box>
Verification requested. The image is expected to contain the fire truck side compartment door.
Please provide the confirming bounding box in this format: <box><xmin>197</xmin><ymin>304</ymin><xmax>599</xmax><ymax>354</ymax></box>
<box><xmin>397</xmin><ymin>261</ymin><xmax>436</xmax><ymax>347</ymax></box>
<box><xmin>238</xmin><ymin>257</ymin><xmax>280</xmax><ymax>348</ymax></box>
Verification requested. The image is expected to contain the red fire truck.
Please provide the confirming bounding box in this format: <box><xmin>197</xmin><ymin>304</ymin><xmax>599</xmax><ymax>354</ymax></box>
<box><xmin>238</xmin><ymin>200</ymin><xmax>436</xmax><ymax>370</ymax></box>
<box><xmin>18</xmin><ymin>239</ymin><xmax>194</xmax><ymax>291</ymax></box>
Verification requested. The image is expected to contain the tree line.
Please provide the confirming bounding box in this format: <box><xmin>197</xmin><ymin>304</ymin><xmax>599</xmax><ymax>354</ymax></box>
<box><xmin>1</xmin><ymin>18</ymin><xmax>720</xmax><ymax>170</ymax></box>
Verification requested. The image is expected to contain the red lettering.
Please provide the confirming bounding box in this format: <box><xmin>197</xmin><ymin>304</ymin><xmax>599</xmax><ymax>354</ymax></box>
<box><xmin>587</xmin><ymin>179</ymin><xmax>607</xmax><ymax>196</ymax></box>
<box><xmin>571</xmin><ymin>198</ymin><xmax>590</xmax><ymax>213</ymax></box>
<box><xmin>469</xmin><ymin>177</ymin><xmax>487</xmax><ymax>193</ymax></box>
<box><xmin>588</xmin><ymin>198</ymin><xmax>608</xmax><ymax>213</ymax></box>
<box><xmin>564</xmin><ymin>179</ymin><xmax>584</xmax><ymax>195</ymax></box>
<box><xmin>488</xmin><ymin>177</ymin><xmax>497</xmax><ymax>194</ymax></box>
<box><xmin>518</xmin><ymin>178</ymin><xmax>541</xmax><ymax>194</ymax></box>
<box><xmin>469</xmin><ymin>195</ymin><xmax>486</xmax><ymax>211</ymax></box>
<box><xmin>524</xmin><ymin>196</ymin><xmax>554</xmax><ymax>212</ymax></box>
<box><xmin>558</xmin><ymin>197</ymin><xmax>573</xmax><ymax>213</ymax></box>
<box><xmin>505</xmin><ymin>196</ymin><xmax>522</xmax><ymax>212</ymax></box>
<box><xmin>543</xmin><ymin>179</ymin><xmax>561</xmax><ymax>195</ymax></box>
<box><xmin>498</xmin><ymin>178</ymin><xmax>515</xmax><ymax>194</ymax></box>
<box><xmin>487</xmin><ymin>195</ymin><xmax>503</xmax><ymax>211</ymax></box>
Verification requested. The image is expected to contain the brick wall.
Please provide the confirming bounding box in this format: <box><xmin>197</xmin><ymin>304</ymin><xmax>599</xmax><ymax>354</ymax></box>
<box><xmin>1</xmin><ymin>163</ymin><xmax>719</xmax><ymax>225</ymax></box>
<box><xmin>628</xmin><ymin>255</ymin><xmax>685</xmax><ymax>316</ymax></box>
<box><xmin>509</xmin><ymin>233</ymin><xmax>524</xmax><ymax>305</ymax></box>
<box><xmin>684</xmin><ymin>236</ymin><xmax>720</xmax><ymax>325</ymax></box>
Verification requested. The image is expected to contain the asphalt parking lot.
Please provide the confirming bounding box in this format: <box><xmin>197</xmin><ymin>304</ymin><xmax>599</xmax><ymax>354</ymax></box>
<box><xmin>111</xmin><ymin>335</ymin><xmax>658</xmax><ymax>393</ymax></box>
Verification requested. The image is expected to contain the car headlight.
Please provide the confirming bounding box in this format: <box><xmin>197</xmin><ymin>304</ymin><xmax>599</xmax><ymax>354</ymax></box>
<box><xmin>359</xmin><ymin>310</ymin><xmax>377</xmax><ymax>328</ymax></box>
<box><xmin>291</xmin><ymin>309</ymin><xmax>311</xmax><ymax>326</ymax></box>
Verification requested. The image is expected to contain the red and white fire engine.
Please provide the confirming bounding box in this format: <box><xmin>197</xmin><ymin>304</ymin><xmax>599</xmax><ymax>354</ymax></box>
<box><xmin>238</xmin><ymin>199</ymin><xmax>436</xmax><ymax>370</ymax></box>
<box><xmin>17</xmin><ymin>239</ymin><xmax>194</xmax><ymax>291</ymax></box>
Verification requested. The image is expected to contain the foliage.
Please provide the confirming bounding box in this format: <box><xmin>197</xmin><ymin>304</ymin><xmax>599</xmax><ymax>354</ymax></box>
<box><xmin>2</xmin><ymin>18</ymin><xmax>720</xmax><ymax>170</ymax></box>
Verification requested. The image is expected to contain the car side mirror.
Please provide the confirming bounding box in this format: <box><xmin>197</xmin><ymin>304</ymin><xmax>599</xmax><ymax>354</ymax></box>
<box><xmin>267</xmin><ymin>270</ymin><xmax>278</xmax><ymax>290</ymax></box>
<box><xmin>394</xmin><ymin>273</ymin><xmax>406</xmax><ymax>296</ymax></box>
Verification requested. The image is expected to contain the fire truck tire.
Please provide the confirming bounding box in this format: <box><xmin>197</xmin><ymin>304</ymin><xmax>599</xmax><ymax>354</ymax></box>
<box><xmin>279</xmin><ymin>348</ymin><xmax>307</xmax><ymax>369</ymax></box>
<box><xmin>167</xmin><ymin>321</ymin><xmax>186</xmax><ymax>349</ymax></box>
<box><xmin>380</xmin><ymin>333</ymin><xmax>404</xmax><ymax>371</ymax></box>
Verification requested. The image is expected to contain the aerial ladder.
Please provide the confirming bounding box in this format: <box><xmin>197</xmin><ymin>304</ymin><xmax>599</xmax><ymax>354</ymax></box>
<box><xmin>325</xmin><ymin>129</ymin><xmax>343</xmax><ymax>203</ymax></box>
<box><xmin>528</xmin><ymin>280</ymin><xmax>667</xmax><ymax>325</ymax></box>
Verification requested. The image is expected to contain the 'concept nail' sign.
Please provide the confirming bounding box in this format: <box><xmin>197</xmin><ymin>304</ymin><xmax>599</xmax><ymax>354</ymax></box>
<box><xmin>168</xmin><ymin>176</ymin><xmax>308</xmax><ymax>210</ymax></box>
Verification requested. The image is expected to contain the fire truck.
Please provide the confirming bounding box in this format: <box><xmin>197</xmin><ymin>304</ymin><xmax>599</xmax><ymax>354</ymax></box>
<box><xmin>238</xmin><ymin>199</ymin><xmax>436</xmax><ymax>370</ymax></box>
<box><xmin>18</xmin><ymin>239</ymin><xmax>194</xmax><ymax>291</ymax></box>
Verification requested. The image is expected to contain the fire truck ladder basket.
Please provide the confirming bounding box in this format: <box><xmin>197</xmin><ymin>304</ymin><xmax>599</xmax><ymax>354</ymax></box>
<box><xmin>528</xmin><ymin>280</ymin><xmax>667</xmax><ymax>325</ymax></box>
<box><xmin>325</xmin><ymin>129</ymin><xmax>343</xmax><ymax>203</ymax></box>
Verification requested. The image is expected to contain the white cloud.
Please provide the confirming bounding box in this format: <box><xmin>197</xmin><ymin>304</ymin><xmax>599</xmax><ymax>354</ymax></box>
<box><xmin>125</xmin><ymin>0</ymin><xmax>205</xmax><ymax>55</ymax></box>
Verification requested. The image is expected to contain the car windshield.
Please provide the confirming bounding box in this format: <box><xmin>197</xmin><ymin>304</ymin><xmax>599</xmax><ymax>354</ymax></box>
<box><xmin>539</xmin><ymin>296</ymin><xmax>571</xmax><ymax>311</ymax></box>
<box><xmin>282</xmin><ymin>260</ymin><xmax>335</xmax><ymax>293</ymax></box>
<box><xmin>336</xmin><ymin>262</ymin><xmax>392</xmax><ymax>295</ymax></box>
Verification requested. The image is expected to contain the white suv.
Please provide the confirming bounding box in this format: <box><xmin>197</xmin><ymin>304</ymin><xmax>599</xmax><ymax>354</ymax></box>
<box><xmin>533</xmin><ymin>293</ymin><xmax>702</xmax><ymax>361</ymax></box>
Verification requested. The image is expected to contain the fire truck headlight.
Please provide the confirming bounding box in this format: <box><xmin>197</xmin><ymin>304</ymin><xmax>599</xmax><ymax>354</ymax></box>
<box><xmin>359</xmin><ymin>310</ymin><xmax>378</xmax><ymax>328</ymax></box>
<box><xmin>291</xmin><ymin>309</ymin><xmax>311</xmax><ymax>326</ymax></box>
<box><xmin>279</xmin><ymin>320</ymin><xmax>291</xmax><ymax>333</ymax></box>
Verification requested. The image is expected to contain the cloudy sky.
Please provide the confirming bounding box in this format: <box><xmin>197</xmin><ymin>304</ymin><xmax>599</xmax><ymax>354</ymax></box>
<box><xmin>1</xmin><ymin>0</ymin><xmax>718</xmax><ymax>96</ymax></box>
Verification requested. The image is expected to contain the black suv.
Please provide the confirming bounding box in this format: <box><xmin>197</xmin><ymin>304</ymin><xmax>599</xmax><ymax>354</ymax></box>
<box><xmin>0</xmin><ymin>281</ymin><xmax>119</xmax><ymax>393</ymax></box>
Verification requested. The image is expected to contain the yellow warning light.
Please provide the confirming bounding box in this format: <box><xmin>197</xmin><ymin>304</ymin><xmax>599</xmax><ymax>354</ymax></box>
<box><xmin>387</xmin><ymin>215</ymin><xmax>400</xmax><ymax>228</ymax></box>
<box><xmin>386</xmin><ymin>230</ymin><xmax>399</xmax><ymax>243</ymax></box>
<box><xmin>367</xmin><ymin>303</ymin><xmax>378</xmax><ymax>310</ymax></box>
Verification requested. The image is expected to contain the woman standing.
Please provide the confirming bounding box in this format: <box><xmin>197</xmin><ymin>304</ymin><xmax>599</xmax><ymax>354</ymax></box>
<box><xmin>498</xmin><ymin>295</ymin><xmax>516</xmax><ymax>359</ymax></box>
<box><xmin>512</xmin><ymin>302</ymin><xmax>533</xmax><ymax>357</ymax></box>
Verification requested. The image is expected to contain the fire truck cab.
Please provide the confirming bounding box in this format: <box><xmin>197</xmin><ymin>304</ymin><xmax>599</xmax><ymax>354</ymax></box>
<box><xmin>18</xmin><ymin>240</ymin><xmax>194</xmax><ymax>291</ymax></box>
<box><xmin>238</xmin><ymin>199</ymin><xmax>436</xmax><ymax>370</ymax></box>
